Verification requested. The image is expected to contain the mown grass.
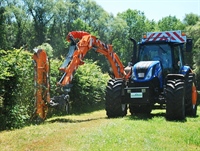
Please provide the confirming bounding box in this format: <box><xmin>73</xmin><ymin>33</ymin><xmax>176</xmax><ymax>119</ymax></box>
<box><xmin>0</xmin><ymin>107</ymin><xmax>200</xmax><ymax>151</ymax></box>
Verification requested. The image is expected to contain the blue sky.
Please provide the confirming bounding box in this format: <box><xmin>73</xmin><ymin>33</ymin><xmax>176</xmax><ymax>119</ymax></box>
<box><xmin>95</xmin><ymin>0</ymin><xmax>200</xmax><ymax>21</ymax></box>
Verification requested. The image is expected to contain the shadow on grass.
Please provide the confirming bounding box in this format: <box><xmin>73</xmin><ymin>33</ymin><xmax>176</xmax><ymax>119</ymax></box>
<box><xmin>70</xmin><ymin>102</ymin><xmax>105</xmax><ymax>115</ymax></box>
<box><xmin>47</xmin><ymin>103</ymin><xmax>200</xmax><ymax>124</ymax></box>
<box><xmin>127</xmin><ymin>112</ymin><xmax>166</xmax><ymax>121</ymax></box>
<box><xmin>47</xmin><ymin>117</ymin><xmax>106</xmax><ymax>124</ymax></box>
<box><xmin>47</xmin><ymin>101</ymin><xmax>105</xmax><ymax>118</ymax></box>
<box><xmin>127</xmin><ymin>112</ymin><xmax>191</xmax><ymax>123</ymax></box>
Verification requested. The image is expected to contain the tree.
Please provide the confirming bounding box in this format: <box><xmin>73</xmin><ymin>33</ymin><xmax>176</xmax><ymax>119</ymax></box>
<box><xmin>158</xmin><ymin>15</ymin><xmax>185</xmax><ymax>31</ymax></box>
<box><xmin>75</xmin><ymin>0</ymin><xmax>112</xmax><ymax>71</ymax></box>
<box><xmin>47</xmin><ymin>0</ymin><xmax>81</xmax><ymax>57</ymax></box>
<box><xmin>106</xmin><ymin>16</ymin><xmax>128</xmax><ymax>64</ymax></box>
<box><xmin>0</xmin><ymin>6</ymin><xmax>7</xmax><ymax>49</ymax></box>
<box><xmin>186</xmin><ymin>21</ymin><xmax>200</xmax><ymax>89</ymax></box>
<box><xmin>186</xmin><ymin>21</ymin><xmax>200</xmax><ymax>43</ymax></box>
<box><xmin>110</xmin><ymin>9</ymin><xmax>154</xmax><ymax>65</ymax></box>
<box><xmin>183</xmin><ymin>13</ymin><xmax>200</xmax><ymax>26</ymax></box>
<box><xmin>23</xmin><ymin>0</ymin><xmax>55</xmax><ymax>48</ymax></box>
<box><xmin>4</xmin><ymin>0</ymin><xmax>29</xmax><ymax>49</ymax></box>
<box><xmin>79</xmin><ymin>0</ymin><xmax>110</xmax><ymax>40</ymax></box>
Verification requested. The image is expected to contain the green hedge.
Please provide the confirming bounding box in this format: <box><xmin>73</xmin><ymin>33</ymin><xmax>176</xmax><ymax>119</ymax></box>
<box><xmin>70</xmin><ymin>60</ymin><xmax>110</xmax><ymax>112</ymax></box>
<box><xmin>0</xmin><ymin>50</ymin><xmax>110</xmax><ymax>130</ymax></box>
<box><xmin>0</xmin><ymin>49</ymin><xmax>34</xmax><ymax>130</ymax></box>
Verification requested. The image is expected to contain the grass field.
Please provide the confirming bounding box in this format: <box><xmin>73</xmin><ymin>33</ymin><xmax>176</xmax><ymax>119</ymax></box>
<box><xmin>0</xmin><ymin>107</ymin><xmax>200</xmax><ymax>151</ymax></box>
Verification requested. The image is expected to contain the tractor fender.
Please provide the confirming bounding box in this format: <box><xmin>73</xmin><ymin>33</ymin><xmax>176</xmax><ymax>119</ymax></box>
<box><xmin>179</xmin><ymin>65</ymin><xmax>191</xmax><ymax>75</ymax></box>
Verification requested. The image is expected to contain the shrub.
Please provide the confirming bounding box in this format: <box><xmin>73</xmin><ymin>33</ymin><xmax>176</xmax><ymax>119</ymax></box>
<box><xmin>49</xmin><ymin>58</ymin><xmax>63</xmax><ymax>96</ymax></box>
<box><xmin>37</xmin><ymin>43</ymin><xmax>53</xmax><ymax>58</ymax></box>
<box><xmin>0</xmin><ymin>49</ymin><xmax>110</xmax><ymax>130</ymax></box>
<box><xmin>69</xmin><ymin>60</ymin><xmax>110</xmax><ymax>112</ymax></box>
<box><xmin>0</xmin><ymin>49</ymin><xmax>34</xmax><ymax>130</ymax></box>
<box><xmin>193</xmin><ymin>47</ymin><xmax>200</xmax><ymax>90</ymax></box>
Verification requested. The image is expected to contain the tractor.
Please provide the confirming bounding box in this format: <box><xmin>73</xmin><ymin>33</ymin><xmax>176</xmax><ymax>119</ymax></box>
<box><xmin>105</xmin><ymin>30</ymin><xmax>198</xmax><ymax>120</ymax></box>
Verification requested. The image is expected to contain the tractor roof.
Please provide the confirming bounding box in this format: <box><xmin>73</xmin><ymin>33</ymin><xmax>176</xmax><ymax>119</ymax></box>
<box><xmin>141</xmin><ymin>30</ymin><xmax>186</xmax><ymax>44</ymax></box>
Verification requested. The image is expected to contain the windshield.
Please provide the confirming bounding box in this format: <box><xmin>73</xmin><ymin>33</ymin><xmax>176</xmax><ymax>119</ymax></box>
<box><xmin>139</xmin><ymin>44</ymin><xmax>172</xmax><ymax>69</ymax></box>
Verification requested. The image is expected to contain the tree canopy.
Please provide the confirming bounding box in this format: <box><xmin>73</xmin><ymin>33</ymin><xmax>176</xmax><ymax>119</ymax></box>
<box><xmin>0</xmin><ymin>0</ymin><xmax>199</xmax><ymax>56</ymax></box>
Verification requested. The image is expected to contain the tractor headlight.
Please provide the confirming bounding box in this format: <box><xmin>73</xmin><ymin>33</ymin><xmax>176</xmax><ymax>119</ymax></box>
<box><xmin>145</xmin><ymin>67</ymin><xmax>153</xmax><ymax>80</ymax></box>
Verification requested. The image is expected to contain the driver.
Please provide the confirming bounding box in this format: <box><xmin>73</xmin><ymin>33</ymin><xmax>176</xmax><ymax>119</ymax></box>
<box><xmin>158</xmin><ymin>48</ymin><xmax>170</xmax><ymax>68</ymax></box>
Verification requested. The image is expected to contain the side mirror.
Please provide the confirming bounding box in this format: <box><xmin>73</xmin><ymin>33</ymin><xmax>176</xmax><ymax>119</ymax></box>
<box><xmin>186</xmin><ymin>38</ymin><xmax>192</xmax><ymax>52</ymax></box>
<box><xmin>130</xmin><ymin>38</ymin><xmax>137</xmax><ymax>64</ymax></box>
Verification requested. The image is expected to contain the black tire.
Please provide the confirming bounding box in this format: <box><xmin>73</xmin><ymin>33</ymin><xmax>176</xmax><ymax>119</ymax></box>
<box><xmin>105</xmin><ymin>79</ymin><xmax>127</xmax><ymax>118</ymax></box>
<box><xmin>165</xmin><ymin>79</ymin><xmax>185</xmax><ymax>120</ymax></box>
<box><xmin>185</xmin><ymin>73</ymin><xmax>197</xmax><ymax>117</ymax></box>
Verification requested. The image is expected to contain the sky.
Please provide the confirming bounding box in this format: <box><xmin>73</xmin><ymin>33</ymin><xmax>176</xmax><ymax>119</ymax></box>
<box><xmin>94</xmin><ymin>0</ymin><xmax>200</xmax><ymax>21</ymax></box>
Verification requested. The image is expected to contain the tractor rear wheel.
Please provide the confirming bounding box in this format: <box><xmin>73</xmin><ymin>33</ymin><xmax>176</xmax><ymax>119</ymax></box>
<box><xmin>166</xmin><ymin>79</ymin><xmax>185</xmax><ymax>120</ymax></box>
<box><xmin>185</xmin><ymin>73</ymin><xmax>197</xmax><ymax>117</ymax></box>
<box><xmin>105</xmin><ymin>79</ymin><xmax>127</xmax><ymax>118</ymax></box>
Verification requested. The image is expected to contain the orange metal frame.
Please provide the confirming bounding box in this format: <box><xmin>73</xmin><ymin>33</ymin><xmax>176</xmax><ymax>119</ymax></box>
<box><xmin>32</xmin><ymin>49</ymin><xmax>50</xmax><ymax>119</ymax></box>
<box><xmin>32</xmin><ymin>31</ymin><xmax>130</xmax><ymax>119</ymax></box>
<box><xmin>58</xmin><ymin>31</ymin><xmax>129</xmax><ymax>87</ymax></box>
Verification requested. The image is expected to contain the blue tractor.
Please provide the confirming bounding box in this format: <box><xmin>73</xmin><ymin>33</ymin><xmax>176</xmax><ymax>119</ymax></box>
<box><xmin>105</xmin><ymin>30</ymin><xmax>198</xmax><ymax>120</ymax></box>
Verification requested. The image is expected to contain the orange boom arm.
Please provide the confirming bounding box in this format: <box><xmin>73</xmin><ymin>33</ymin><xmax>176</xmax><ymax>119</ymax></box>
<box><xmin>57</xmin><ymin>31</ymin><xmax>128</xmax><ymax>87</ymax></box>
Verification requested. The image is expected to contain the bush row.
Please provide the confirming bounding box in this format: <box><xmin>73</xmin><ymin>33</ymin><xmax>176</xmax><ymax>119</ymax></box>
<box><xmin>0</xmin><ymin>49</ymin><xmax>34</xmax><ymax>130</ymax></box>
<box><xmin>70</xmin><ymin>60</ymin><xmax>110</xmax><ymax>112</ymax></box>
<box><xmin>0</xmin><ymin>49</ymin><xmax>110</xmax><ymax>130</ymax></box>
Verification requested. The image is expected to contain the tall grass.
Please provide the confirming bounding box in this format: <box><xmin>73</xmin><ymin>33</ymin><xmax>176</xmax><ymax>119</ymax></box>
<box><xmin>0</xmin><ymin>108</ymin><xmax>199</xmax><ymax>151</ymax></box>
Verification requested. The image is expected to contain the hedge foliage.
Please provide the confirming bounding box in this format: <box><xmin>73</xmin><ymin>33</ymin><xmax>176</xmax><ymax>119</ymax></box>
<box><xmin>0</xmin><ymin>49</ymin><xmax>110</xmax><ymax>130</ymax></box>
<box><xmin>70</xmin><ymin>60</ymin><xmax>110</xmax><ymax>112</ymax></box>
<box><xmin>0</xmin><ymin>49</ymin><xmax>34</xmax><ymax>130</ymax></box>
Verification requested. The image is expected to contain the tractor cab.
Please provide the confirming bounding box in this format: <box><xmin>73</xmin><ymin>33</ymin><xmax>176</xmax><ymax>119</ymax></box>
<box><xmin>133</xmin><ymin>31</ymin><xmax>192</xmax><ymax>83</ymax></box>
<box><xmin>138</xmin><ymin>42</ymin><xmax>184</xmax><ymax>76</ymax></box>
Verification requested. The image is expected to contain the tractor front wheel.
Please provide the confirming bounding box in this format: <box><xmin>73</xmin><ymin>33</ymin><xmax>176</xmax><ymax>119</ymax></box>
<box><xmin>105</xmin><ymin>79</ymin><xmax>127</xmax><ymax>118</ymax></box>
